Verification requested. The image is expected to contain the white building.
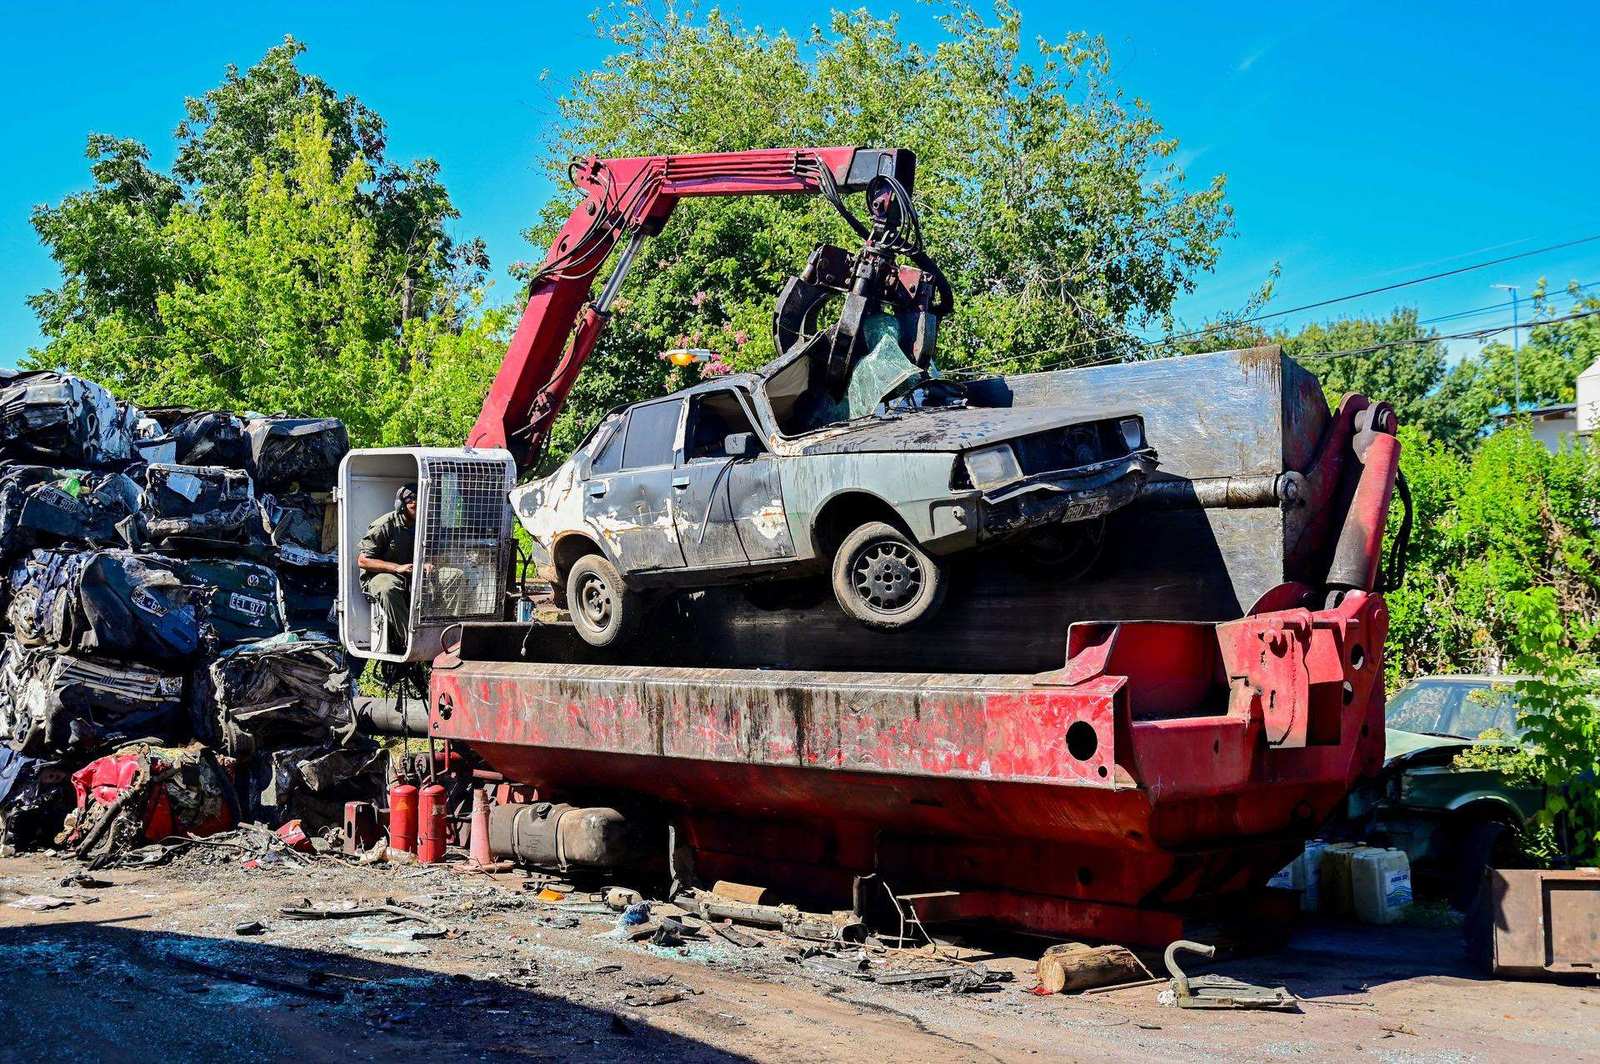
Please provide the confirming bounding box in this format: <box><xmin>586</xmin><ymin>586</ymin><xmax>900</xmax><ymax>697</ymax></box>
<box><xmin>1579</xmin><ymin>355</ymin><xmax>1599</xmax><ymax>438</ymax></box>
<box><xmin>1498</xmin><ymin>402</ymin><xmax>1578</xmax><ymax>451</ymax></box>
<box><xmin>1493</xmin><ymin>355</ymin><xmax>1599</xmax><ymax>452</ymax></box>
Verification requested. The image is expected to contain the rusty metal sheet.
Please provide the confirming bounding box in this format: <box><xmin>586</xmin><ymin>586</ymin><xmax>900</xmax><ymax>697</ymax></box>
<box><xmin>1487</xmin><ymin>868</ymin><xmax>1600</xmax><ymax>978</ymax></box>
<box><xmin>672</xmin><ymin>459</ymin><xmax>748</xmax><ymax>567</ymax></box>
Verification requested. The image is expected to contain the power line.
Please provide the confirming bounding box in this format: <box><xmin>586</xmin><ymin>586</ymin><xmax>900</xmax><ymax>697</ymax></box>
<box><xmin>1148</xmin><ymin>232</ymin><xmax>1600</xmax><ymax>350</ymax></box>
<box><xmin>953</xmin><ymin>305</ymin><xmax>1600</xmax><ymax>381</ymax></box>
<box><xmin>948</xmin><ymin>236</ymin><xmax>1600</xmax><ymax>378</ymax></box>
<box><xmin>1416</xmin><ymin>280</ymin><xmax>1598</xmax><ymax>327</ymax></box>
<box><xmin>1295</xmin><ymin>308</ymin><xmax>1600</xmax><ymax>363</ymax></box>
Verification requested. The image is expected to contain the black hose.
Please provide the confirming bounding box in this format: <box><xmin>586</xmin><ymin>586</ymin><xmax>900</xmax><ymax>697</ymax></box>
<box><xmin>1382</xmin><ymin>470</ymin><xmax>1413</xmax><ymax>592</ymax></box>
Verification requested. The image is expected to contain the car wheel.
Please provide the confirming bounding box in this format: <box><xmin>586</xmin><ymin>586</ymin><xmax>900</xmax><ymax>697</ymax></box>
<box><xmin>1017</xmin><ymin>518</ymin><xmax>1106</xmax><ymax>580</ymax></box>
<box><xmin>566</xmin><ymin>554</ymin><xmax>639</xmax><ymax>648</ymax></box>
<box><xmin>831</xmin><ymin>521</ymin><xmax>947</xmax><ymax>630</ymax></box>
<box><xmin>1449</xmin><ymin>818</ymin><xmax>1523</xmax><ymax>912</ymax></box>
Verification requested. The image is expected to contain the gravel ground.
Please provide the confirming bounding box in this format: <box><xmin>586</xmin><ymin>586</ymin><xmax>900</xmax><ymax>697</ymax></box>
<box><xmin>1</xmin><ymin>849</ymin><xmax>1596</xmax><ymax>1063</ymax></box>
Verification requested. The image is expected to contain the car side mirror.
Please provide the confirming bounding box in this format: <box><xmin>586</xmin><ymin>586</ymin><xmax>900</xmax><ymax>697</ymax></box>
<box><xmin>724</xmin><ymin>432</ymin><xmax>759</xmax><ymax>458</ymax></box>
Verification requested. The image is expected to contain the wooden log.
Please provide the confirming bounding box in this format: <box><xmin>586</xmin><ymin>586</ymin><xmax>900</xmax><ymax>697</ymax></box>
<box><xmin>1036</xmin><ymin>942</ymin><xmax>1148</xmax><ymax>994</ymax></box>
<box><xmin>710</xmin><ymin>880</ymin><xmax>769</xmax><ymax>905</ymax></box>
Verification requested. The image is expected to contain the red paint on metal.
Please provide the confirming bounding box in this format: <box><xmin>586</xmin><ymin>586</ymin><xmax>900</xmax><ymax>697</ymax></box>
<box><xmin>1336</xmin><ymin>429</ymin><xmax>1401</xmax><ymax>590</ymax></box>
<box><xmin>70</xmin><ymin>751</ymin><xmax>236</xmax><ymax>843</ymax></box>
<box><xmin>430</xmin><ymin>588</ymin><xmax>1389</xmax><ymax>940</ymax></box>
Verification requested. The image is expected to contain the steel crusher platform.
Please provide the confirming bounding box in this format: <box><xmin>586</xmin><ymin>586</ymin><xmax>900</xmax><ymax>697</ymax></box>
<box><xmin>428</xmin><ymin>584</ymin><xmax>1388</xmax><ymax>945</ymax></box>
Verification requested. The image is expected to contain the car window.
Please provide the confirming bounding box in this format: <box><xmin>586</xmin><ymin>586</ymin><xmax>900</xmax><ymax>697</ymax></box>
<box><xmin>1450</xmin><ymin>684</ymin><xmax>1522</xmax><ymax>739</ymax></box>
<box><xmin>1385</xmin><ymin>680</ymin><xmax>1457</xmax><ymax>733</ymax></box>
<box><xmin>686</xmin><ymin>390</ymin><xmax>761</xmax><ymax>461</ymax></box>
<box><xmin>589</xmin><ymin>417</ymin><xmax>624</xmax><ymax>475</ymax></box>
<box><xmin>620</xmin><ymin>399</ymin><xmax>682</xmax><ymax>470</ymax></box>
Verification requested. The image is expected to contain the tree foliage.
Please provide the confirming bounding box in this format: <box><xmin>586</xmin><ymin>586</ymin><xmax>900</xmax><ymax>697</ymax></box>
<box><xmin>532</xmin><ymin>0</ymin><xmax>1233</xmax><ymax>454</ymax></box>
<box><xmin>25</xmin><ymin>37</ymin><xmax>500</xmax><ymax>445</ymax></box>
<box><xmin>1384</xmin><ymin>425</ymin><xmax>1600</xmax><ymax>687</ymax></box>
<box><xmin>1504</xmin><ymin>588</ymin><xmax>1600</xmax><ymax>864</ymax></box>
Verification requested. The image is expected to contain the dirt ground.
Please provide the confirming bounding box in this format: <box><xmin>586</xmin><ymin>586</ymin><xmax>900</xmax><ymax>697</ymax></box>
<box><xmin>0</xmin><ymin>848</ymin><xmax>1595</xmax><ymax>1064</ymax></box>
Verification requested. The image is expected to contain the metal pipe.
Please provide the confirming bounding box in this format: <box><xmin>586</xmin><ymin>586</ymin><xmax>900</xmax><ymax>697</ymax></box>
<box><xmin>1327</xmin><ymin>407</ymin><xmax>1401</xmax><ymax>593</ymax></box>
<box><xmin>1136</xmin><ymin>471</ymin><xmax>1307</xmax><ymax>511</ymax></box>
<box><xmin>354</xmin><ymin>696</ymin><xmax>429</xmax><ymax>736</ymax></box>
<box><xmin>595</xmin><ymin>230</ymin><xmax>647</xmax><ymax>313</ymax></box>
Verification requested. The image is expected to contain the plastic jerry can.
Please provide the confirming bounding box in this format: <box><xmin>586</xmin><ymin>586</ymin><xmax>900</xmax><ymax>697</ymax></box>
<box><xmin>1319</xmin><ymin>843</ymin><xmax>1366</xmax><ymax>917</ymax></box>
<box><xmin>1266</xmin><ymin>859</ymin><xmax>1296</xmax><ymax>891</ymax></box>
<box><xmin>1298</xmin><ymin>839</ymin><xmax>1328</xmax><ymax>913</ymax></box>
<box><xmin>1351</xmin><ymin>847</ymin><xmax>1413</xmax><ymax>925</ymax></box>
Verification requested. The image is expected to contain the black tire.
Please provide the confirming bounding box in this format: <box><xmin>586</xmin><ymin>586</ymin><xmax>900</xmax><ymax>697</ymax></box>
<box><xmin>830</xmin><ymin>521</ymin><xmax>946</xmax><ymax>630</ymax></box>
<box><xmin>566</xmin><ymin>553</ymin><xmax>640</xmax><ymax>648</ymax></box>
<box><xmin>1463</xmin><ymin>879</ymin><xmax>1494</xmax><ymax>972</ymax></box>
<box><xmin>1016</xmin><ymin>518</ymin><xmax>1107</xmax><ymax>580</ymax></box>
<box><xmin>1448</xmin><ymin>818</ymin><xmax>1522</xmax><ymax>912</ymax></box>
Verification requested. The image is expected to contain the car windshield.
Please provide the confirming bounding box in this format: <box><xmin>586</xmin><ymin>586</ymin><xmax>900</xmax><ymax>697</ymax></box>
<box><xmin>1385</xmin><ymin>678</ymin><xmax>1523</xmax><ymax>740</ymax></box>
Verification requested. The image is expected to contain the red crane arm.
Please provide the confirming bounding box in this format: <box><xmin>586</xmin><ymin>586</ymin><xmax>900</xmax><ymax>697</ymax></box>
<box><xmin>467</xmin><ymin>146</ymin><xmax>915</xmax><ymax>472</ymax></box>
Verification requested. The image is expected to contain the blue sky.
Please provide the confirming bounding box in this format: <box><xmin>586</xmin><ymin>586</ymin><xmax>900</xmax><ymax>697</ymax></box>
<box><xmin>2</xmin><ymin>2</ymin><xmax>1595</xmax><ymax>368</ymax></box>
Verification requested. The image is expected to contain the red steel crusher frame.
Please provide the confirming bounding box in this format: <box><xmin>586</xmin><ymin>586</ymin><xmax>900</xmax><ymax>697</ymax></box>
<box><xmin>422</xmin><ymin>146</ymin><xmax>1403</xmax><ymax>946</ymax></box>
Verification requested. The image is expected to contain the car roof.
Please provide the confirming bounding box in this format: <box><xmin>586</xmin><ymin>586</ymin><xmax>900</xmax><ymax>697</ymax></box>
<box><xmin>639</xmin><ymin>375</ymin><xmax>763</xmax><ymax>403</ymax></box>
<box><xmin>1403</xmin><ymin>674</ymin><xmax>1532</xmax><ymax>685</ymax></box>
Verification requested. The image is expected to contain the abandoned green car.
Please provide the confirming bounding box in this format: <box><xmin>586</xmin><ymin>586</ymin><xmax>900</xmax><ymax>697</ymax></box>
<box><xmin>1343</xmin><ymin>674</ymin><xmax>1543</xmax><ymax>908</ymax></box>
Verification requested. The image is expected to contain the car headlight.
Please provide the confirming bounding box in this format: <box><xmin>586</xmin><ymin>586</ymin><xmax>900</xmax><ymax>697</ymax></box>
<box><xmin>963</xmin><ymin>444</ymin><xmax>1023</xmax><ymax>489</ymax></box>
<box><xmin>1118</xmin><ymin>417</ymin><xmax>1145</xmax><ymax>451</ymax></box>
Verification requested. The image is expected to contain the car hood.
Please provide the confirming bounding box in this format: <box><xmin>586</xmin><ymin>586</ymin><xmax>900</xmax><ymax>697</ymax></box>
<box><xmin>1383</xmin><ymin>727</ymin><xmax>1471</xmax><ymax>765</ymax></box>
<box><xmin>785</xmin><ymin>405</ymin><xmax>1141</xmax><ymax>456</ymax></box>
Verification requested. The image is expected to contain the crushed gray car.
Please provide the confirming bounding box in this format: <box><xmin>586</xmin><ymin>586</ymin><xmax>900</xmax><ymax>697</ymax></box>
<box><xmin>512</xmin><ymin>345</ymin><xmax>1157</xmax><ymax>646</ymax></box>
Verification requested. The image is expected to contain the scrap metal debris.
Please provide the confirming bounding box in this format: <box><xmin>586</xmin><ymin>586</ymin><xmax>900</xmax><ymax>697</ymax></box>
<box><xmin>1160</xmin><ymin>940</ymin><xmax>1297</xmax><ymax>1011</ymax></box>
<box><xmin>279</xmin><ymin>898</ymin><xmax>436</xmax><ymax>924</ymax></box>
<box><xmin>344</xmin><ymin>928</ymin><xmax>444</xmax><ymax>956</ymax></box>
<box><xmin>6</xmin><ymin>894</ymin><xmax>77</xmax><ymax>911</ymax></box>
<box><xmin>0</xmin><ymin>370</ymin><xmax>352</xmax><ymax>871</ymax></box>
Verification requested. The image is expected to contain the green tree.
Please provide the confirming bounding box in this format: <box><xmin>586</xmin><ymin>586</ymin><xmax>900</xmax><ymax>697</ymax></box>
<box><xmin>531</xmin><ymin>1</ymin><xmax>1234</xmax><ymax>455</ymax></box>
<box><xmin>25</xmin><ymin>37</ymin><xmax>496</xmax><ymax>444</ymax></box>
<box><xmin>1276</xmin><ymin>310</ymin><xmax>1448</xmax><ymax>436</ymax></box>
<box><xmin>1143</xmin><ymin>304</ymin><xmax>1470</xmax><ymax>443</ymax></box>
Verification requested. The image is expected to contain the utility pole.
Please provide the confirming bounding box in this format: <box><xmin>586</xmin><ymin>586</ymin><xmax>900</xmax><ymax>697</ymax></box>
<box><xmin>1491</xmin><ymin>283</ymin><xmax>1520</xmax><ymax>414</ymax></box>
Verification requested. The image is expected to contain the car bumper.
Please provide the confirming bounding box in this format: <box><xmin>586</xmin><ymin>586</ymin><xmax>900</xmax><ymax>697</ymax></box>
<box><xmin>976</xmin><ymin>451</ymin><xmax>1156</xmax><ymax>540</ymax></box>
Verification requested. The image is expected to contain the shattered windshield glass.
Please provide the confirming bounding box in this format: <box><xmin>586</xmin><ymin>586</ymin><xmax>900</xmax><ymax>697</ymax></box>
<box><xmin>794</xmin><ymin>314</ymin><xmax>966</xmax><ymax>430</ymax></box>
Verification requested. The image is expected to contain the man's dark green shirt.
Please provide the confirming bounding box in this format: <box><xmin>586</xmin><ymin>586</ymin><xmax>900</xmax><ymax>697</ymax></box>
<box><xmin>358</xmin><ymin>510</ymin><xmax>415</xmax><ymax>586</ymax></box>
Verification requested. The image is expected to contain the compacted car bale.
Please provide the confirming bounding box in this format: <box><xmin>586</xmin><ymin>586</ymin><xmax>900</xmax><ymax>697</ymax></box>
<box><xmin>0</xmin><ymin>368</ymin><xmax>361</xmax><ymax>853</ymax></box>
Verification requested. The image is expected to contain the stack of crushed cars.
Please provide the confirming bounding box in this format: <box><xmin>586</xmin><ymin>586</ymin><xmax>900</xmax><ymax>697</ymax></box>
<box><xmin>0</xmin><ymin>368</ymin><xmax>381</xmax><ymax>863</ymax></box>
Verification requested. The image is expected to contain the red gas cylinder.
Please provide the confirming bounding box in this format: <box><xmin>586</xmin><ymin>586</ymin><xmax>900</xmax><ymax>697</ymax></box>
<box><xmin>416</xmin><ymin>783</ymin><xmax>448</xmax><ymax>864</ymax></box>
<box><xmin>388</xmin><ymin>782</ymin><xmax>418</xmax><ymax>853</ymax></box>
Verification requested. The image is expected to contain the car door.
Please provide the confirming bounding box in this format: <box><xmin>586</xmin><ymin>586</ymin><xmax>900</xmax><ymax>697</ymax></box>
<box><xmin>673</xmin><ymin>389</ymin><xmax>753</xmax><ymax>569</ymax></box>
<box><xmin>583</xmin><ymin>398</ymin><xmax>687</xmax><ymax>573</ymax></box>
<box><xmin>722</xmin><ymin>392</ymin><xmax>796</xmax><ymax>562</ymax></box>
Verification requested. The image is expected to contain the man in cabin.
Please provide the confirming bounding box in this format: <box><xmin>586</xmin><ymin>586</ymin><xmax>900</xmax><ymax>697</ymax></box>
<box><xmin>358</xmin><ymin>484</ymin><xmax>470</xmax><ymax>653</ymax></box>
